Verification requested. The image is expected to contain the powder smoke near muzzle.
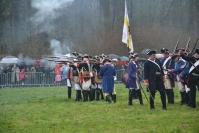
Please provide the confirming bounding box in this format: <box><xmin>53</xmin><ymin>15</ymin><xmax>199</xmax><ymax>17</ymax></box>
<box><xmin>31</xmin><ymin>0</ymin><xmax>74</xmax><ymax>33</ymax></box>
<box><xmin>50</xmin><ymin>39</ymin><xmax>63</xmax><ymax>56</ymax></box>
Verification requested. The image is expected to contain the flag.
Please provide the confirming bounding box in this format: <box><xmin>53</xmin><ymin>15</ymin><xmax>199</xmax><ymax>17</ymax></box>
<box><xmin>122</xmin><ymin>0</ymin><xmax>134</xmax><ymax>53</ymax></box>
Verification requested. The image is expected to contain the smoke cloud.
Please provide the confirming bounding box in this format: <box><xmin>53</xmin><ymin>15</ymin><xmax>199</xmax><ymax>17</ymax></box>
<box><xmin>31</xmin><ymin>0</ymin><xmax>74</xmax><ymax>33</ymax></box>
<box><xmin>50</xmin><ymin>39</ymin><xmax>63</xmax><ymax>56</ymax></box>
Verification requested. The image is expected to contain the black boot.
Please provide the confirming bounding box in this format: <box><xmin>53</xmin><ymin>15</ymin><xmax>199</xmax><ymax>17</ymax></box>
<box><xmin>150</xmin><ymin>92</ymin><xmax>155</xmax><ymax>109</ymax></box>
<box><xmin>89</xmin><ymin>90</ymin><xmax>93</xmax><ymax>101</ymax></box>
<box><xmin>68</xmin><ymin>87</ymin><xmax>72</xmax><ymax>99</ymax></box>
<box><xmin>75</xmin><ymin>90</ymin><xmax>78</xmax><ymax>101</ymax></box>
<box><xmin>93</xmin><ymin>89</ymin><xmax>96</xmax><ymax>100</ymax></box>
<box><xmin>96</xmin><ymin>88</ymin><xmax>100</xmax><ymax>101</ymax></box>
<box><xmin>83</xmin><ymin>90</ymin><xmax>88</xmax><ymax>102</ymax></box>
<box><xmin>112</xmin><ymin>94</ymin><xmax>116</xmax><ymax>103</ymax></box>
<box><xmin>170</xmin><ymin>89</ymin><xmax>174</xmax><ymax>104</ymax></box>
<box><xmin>185</xmin><ymin>91</ymin><xmax>190</xmax><ymax>105</ymax></box>
<box><xmin>99</xmin><ymin>89</ymin><xmax>104</xmax><ymax>100</ymax></box>
<box><xmin>109</xmin><ymin>93</ymin><xmax>113</xmax><ymax>101</ymax></box>
<box><xmin>180</xmin><ymin>92</ymin><xmax>186</xmax><ymax>105</ymax></box>
<box><xmin>160</xmin><ymin>92</ymin><xmax>167</xmax><ymax>110</ymax></box>
<box><xmin>128</xmin><ymin>90</ymin><xmax>133</xmax><ymax>106</ymax></box>
<box><xmin>80</xmin><ymin>91</ymin><xmax>83</xmax><ymax>100</ymax></box>
<box><xmin>136</xmin><ymin>89</ymin><xmax>143</xmax><ymax>105</ymax></box>
<box><xmin>165</xmin><ymin>89</ymin><xmax>170</xmax><ymax>104</ymax></box>
<box><xmin>77</xmin><ymin>90</ymin><xmax>81</xmax><ymax>101</ymax></box>
<box><xmin>106</xmin><ymin>95</ymin><xmax>111</xmax><ymax>103</ymax></box>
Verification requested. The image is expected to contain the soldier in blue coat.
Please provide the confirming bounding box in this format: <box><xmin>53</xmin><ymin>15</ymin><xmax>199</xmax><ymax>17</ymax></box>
<box><xmin>179</xmin><ymin>49</ymin><xmax>199</xmax><ymax>108</ymax></box>
<box><xmin>99</xmin><ymin>58</ymin><xmax>116</xmax><ymax>103</ymax></box>
<box><xmin>144</xmin><ymin>50</ymin><xmax>167</xmax><ymax>110</ymax></box>
<box><xmin>168</xmin><ymin>54</ymin><xmax>187</xmax><ymax>105</ymax></box>
<box><xmin>126</xmin><ymin>53</ymin><xmax>143</xmax><ymax>106</ymax></box>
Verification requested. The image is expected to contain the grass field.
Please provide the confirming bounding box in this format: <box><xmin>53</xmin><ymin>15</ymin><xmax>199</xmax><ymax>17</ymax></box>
<box><xmin>0</xmin><ymin>84</ymin><xmax>199</xmax><ymax>133</ymax></box>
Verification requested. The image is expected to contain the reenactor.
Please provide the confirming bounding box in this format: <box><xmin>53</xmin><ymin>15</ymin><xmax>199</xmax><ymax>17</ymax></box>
<box><xmin>144</xmin><ymin>50</ymin><xmax>167</xmax><ymax>110</ymax></box>
<box><xmin>160</xmin><ymin>48</ymin><xmax>175</xmax><ymax>104</ymax></box>
<box><xmin>168</xmin><ymin>54</ymin><xmax>187</xmax><ymax>105</ymax></box>
<box><xmin>99</xmin><ymin>58</ymin><xmax>116</xmax><ymax>103</ymax></box>
<box><xmin>126</xmin><ymin>53</ymin><xmax>143</xmax><ymax>106</ymax></box>
<box><xmin>179</xmin><ymin>49</ymin><xmax>199</xmax><ymax>108</ymax></box>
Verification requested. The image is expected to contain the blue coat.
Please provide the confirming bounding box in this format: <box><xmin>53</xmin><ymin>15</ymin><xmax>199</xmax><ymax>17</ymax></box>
<box><xmin>173</xmin><ymin>59</ymin><xmax>186</xmax><ymax>74</ymax></box>
<box><xmin>99</xmin><ymin>64</ymin><xmax>116</xmax><ymax>93</ymax></box>
<box><xmin>126</xmin><ymin>62</ymin><xmax>138</xmax><ymax>89</ymax></box>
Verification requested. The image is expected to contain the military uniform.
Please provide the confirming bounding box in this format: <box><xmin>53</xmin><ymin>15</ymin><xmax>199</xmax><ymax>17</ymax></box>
<box><xmin>70</xmin><ymin>64</ymin><xmax>82</xmax><ymax>101</ymax></box>
<box><xmin>93</xmin><ymin>63</ymin><xmax>104</xmax><ymax>101</ymax></box>
<box><xmin>78</xmin><ymin>55</ymin><xmax>93</xmax><ymax>101</ymax></box>
<box><xmin>168</xmin><ymin>54</ymin><xmax>187</xmax><ymax>105</ymax></box>
<box><xmin>180</xmin><ymin>49</ymin><xmax>199</xmax><ymax>108</ymax></box>
<box><xmin>99</xmin><ymin>59</ymin><xmax>116</xmax><ymax>103</ymax></box>
<box><xmin>160</xmin><ymin>49</ymin><xmax>175</xmax><ymax>104</ymax></box>
<box><xmin>144</xmin><ymin>50</ymin><xmax>166</xmax><ymax>109</ymax></box>
<box><xmin>126</xmin><ymin>53</ymin><xmax>143</xmax><ymax>106</ymax></box>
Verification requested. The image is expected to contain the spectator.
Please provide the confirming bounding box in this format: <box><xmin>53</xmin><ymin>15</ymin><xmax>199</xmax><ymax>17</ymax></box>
<box><xmin>19</xmin><ymin>69</ymin><xmax>26</xmax><ymax>85</ymax></box>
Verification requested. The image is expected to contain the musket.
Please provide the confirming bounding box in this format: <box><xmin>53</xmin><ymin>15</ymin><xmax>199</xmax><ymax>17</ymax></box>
<box><xmin>189</xmin><ymin>39</ymin><xmax>199</xmax><ymax>73</ymax></box>
<box><xmin>138</xmin><ymin>81</ymin><xmax>149</xmax><ymax>103</ymax></box>
<box><xmin>182</xmin><ymin>38</ymin><xmax>199</xmax><ymax>73</ymax></box>
<box><xmin>173</xmin><ymin>38</ymin><xmax>180</xmax><ymax>54</ymax></box>
<box><xmin>168</xmin><ymin>38</ymin><xmax>180</xmax><ymax>68</ymax></box>
<box><xmin>185</xmin><ymin>37</ymin><xmax>191</xmax><ymax>53</ymax></box>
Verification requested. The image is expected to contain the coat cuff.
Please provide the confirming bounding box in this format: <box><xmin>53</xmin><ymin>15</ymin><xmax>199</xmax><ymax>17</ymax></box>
<box><xmin>144</xmin><ymin>79</ymin><xmax>149</xmax><ymax>83</ymax></box>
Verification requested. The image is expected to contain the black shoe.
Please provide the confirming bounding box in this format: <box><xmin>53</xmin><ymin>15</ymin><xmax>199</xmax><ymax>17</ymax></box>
<box><xmin>150</xmin><ymin>106</ymin><xmax>155</xmax><ymax>109</ymax></box>
<box><xmin>112</xmin><ymin>95</ymin><xmax>116</xmax><ymax>103</ymax></box>
<box><xmin>128</xmin><ymin>103</ymin><xmax>132</xmax><ymax>106</ymax></box>
<box><xmin>162</xmin><ymin>107</ymin><xmax>167</xmax><ymax>110</ymax></box>
<box><xmin>106</xmin><ymin>96</ymin><xmax>111</xmax><ymax>103</ymax></box>
<box><xmin>188</xmin><ymin>104</ymin><xmax>196</xmax><ymax>108</ymax></box>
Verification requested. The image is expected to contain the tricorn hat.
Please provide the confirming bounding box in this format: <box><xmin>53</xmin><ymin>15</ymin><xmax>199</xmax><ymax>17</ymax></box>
<box><xmin>194</xmin><ymin>49</ymin><xmax>199</xmax><ymax>54</ymax></box>
<box><xmin>147</xmin><ymin>50</ymin><xmax>157</xmax><ymax>55</ymax></box>
<box><xmin>161</xmin><ymin>48</ymin><xmax>169</xmax><ymax>54</ymax></box>
<box><xmin>103</xmin><ymin>58</ymin><xmax>112</xmax><ymax>64</ymax></box>
<box><xmin>129</xmin><ymin>53</ymin><xmax>139</xmax><ymax>58</ymax></box>
<box><xmin>171</xmin><ymin>54</ymin><xmax>180</xmax><ymax>60</ymax></box>
<box><xmin>82</xmin><ymin>54</ymin><xmax>89</xmax><ymax>59</ymax></box>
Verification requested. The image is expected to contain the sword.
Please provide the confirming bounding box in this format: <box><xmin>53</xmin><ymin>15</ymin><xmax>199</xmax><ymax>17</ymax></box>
<box><xmin>147</xmin><ymin>86</ymin><xmax>154</xmax><ymax>102</ymax></box>
<box><xmin>138</xmin><ymin>81</ymin><xmax>149</xmax><ymax>103</ymax></box>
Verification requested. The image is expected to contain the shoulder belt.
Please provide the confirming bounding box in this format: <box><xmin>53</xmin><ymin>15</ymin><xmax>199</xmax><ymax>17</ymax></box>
<box><xmin>147</xmin><ymin>59</ymin><xmax>161</xmax><ymax>71</ymax></box>
<box><xmin>189</xmin><ymin>60</ymin><xmax>199</xmax><ymax>73</ymax></box>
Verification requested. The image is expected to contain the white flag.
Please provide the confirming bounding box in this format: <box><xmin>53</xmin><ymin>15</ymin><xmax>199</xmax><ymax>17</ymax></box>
<box><xmin>122</xmin><ymin>0</ymin><xmax>134</xmax><ymax>53</ymax></box>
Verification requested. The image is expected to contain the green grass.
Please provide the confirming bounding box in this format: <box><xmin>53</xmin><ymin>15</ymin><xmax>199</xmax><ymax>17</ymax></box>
<box><xmin>0</xmin><ymin>84</ymin><xmax>199</xmax><ymax>133</ymax></box>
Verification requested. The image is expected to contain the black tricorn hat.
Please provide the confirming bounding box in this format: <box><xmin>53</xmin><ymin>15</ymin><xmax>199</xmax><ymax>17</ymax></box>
<box><xmin>194</xmin><ymin>49</ymin><xmax>199</xmax><ymax>54</ymax></box>
<box><xmin>171</xmin><ymin>54</ymin><xmax>180</xmax><ymax>60</ymax></box>
<box><xmin>161</xmin><ymin>48</ymin><xmax>169</xmax><ymax>54</ymax></box>
<box><xmin>147</xmin><ymin>50</ymin><xmax>156</xmax><ymax>55</ymax></box>
<box><xmin>176</xmin><ymin>48</ymin><xmax>185</xmax><ymax>52</ymax></box>
<box><xmin>72</xmin><ymin>52</ymin><xmax>79</xmax><ymax>56</ymax></box>
<box><xmin>103</xmin><ymin>58</ymin><xmax>112</xmax><ymax>64</ymax></box>
<box><xmin>129</xmin><ymin>53</ymin><xmax>138</xmax><ymax>58</ymax></box>
<box><xmin>82</xmin><ymin>54</ymin><xmax>89</xmax><ymax>58</ymax></box>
